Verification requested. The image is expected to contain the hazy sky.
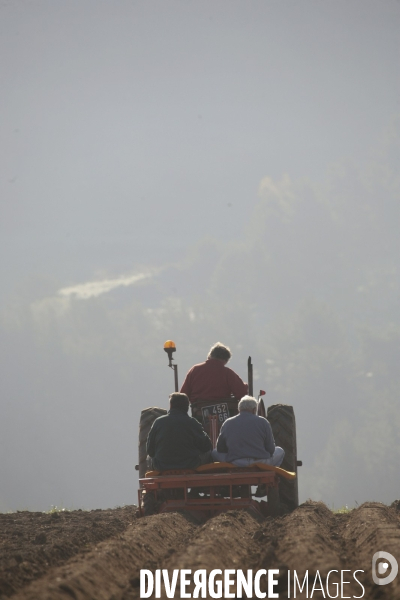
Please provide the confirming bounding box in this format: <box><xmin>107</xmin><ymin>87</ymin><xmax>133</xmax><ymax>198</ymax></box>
<box><xmin>1</xmin><ymin>1</ymin><xmax>400</xmax><ymax>512</ymax></box>
<box><xmin>1</xmin><ymin>0</ymin><xmax>399</xmax><ymax>299</ymax></box>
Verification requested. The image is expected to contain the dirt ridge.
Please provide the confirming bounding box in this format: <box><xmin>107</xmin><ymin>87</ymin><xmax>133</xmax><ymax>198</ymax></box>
<box><xmin>1</xmin><ymin>501</ymin><xmax>400</xmax><ymax>600</ymax></box>
<box><xmin>9</xmin><ymin>513</ymin><xmax>196</xmax><ymax>600</ymax></box>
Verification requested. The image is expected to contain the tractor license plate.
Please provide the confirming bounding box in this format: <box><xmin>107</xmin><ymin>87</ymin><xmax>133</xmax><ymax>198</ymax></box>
<box><xmin>201</xmin><ymin>403</ymin><xmax>229</xmax><ymax>427</ymax></box>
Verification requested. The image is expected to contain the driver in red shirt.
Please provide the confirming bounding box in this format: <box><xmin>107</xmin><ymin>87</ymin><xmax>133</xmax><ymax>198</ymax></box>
<box><xmin>180</xmin><ymin>342</ymin><xmax>248</xmax><ymax>403</ymax></box>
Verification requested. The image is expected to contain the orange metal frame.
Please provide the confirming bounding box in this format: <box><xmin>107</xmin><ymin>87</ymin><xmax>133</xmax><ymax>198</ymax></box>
<box><xmin>138</xmin><ymin>470</ymin><xmax>279</xmax><ymax>518</ymax></box>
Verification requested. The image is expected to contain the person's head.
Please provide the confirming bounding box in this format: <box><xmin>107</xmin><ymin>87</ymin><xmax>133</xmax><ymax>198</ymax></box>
<box><xmin>207</xmin><ymin>342</ymin><xmax>232</xmax><ymax>363</ymax></box>
<box><xmin>169</xmin><ymin>392</ymin><xmax>190</xmax><ymax>413</ymax></box>
<box><xmin>238</xmin><ymin>396</ymin><xmax>258</xmax><ymax>414</ymax></box>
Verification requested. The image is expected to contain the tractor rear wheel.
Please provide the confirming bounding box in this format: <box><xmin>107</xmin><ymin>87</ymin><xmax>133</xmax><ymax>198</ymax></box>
<box><xmin>267</xmin><ymin>404</ymin><xmax>299</xmax><ymax>511</ymax></box>
<box><xmin>267</xmin><ymin>486</ymin><xmax>280</xmax><ymax>517</ymax></box>
<box><xmin>142</xmin><ymin>491</ymin><xmax>157</xmax><ymax>516</ymax></box>
<box><xmin>138</xmin><ymin>407</ymin><xmax>167</xmax><ymax>479</ymax></box>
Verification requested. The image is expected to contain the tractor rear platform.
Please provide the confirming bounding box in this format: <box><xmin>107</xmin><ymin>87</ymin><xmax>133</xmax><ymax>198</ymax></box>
<box><xmin>138</xmin><ymin>463</ymin><xmax>296</xmax><ymax>519</ymax></box>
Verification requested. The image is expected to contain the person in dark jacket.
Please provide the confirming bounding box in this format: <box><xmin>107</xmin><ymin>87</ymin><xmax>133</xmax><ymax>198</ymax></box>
<box><xmin>147</xmin><ymin>393</ymin><xmax>213</xmax><ymax>471</ymax></box>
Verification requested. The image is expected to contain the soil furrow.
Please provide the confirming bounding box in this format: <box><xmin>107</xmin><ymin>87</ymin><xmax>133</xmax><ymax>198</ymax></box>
<box><xmin>0</xmin><ymin>506</ymin><xmax>137</xmax><ymax>598</ymax></box>
<box><xmin>116</xmin><ymin>508</ymin><xmax>264</xmax><ymax>600</ymax></box>
<box><xmin>341</xmin><ymin>502</ymin><xmax>400</xmax><ymax>599</ymax></box>
<box><xmin>251</xmin><ymin>501</ymin><xmax>353</xmax><ymax>598</ymax></box>
<box><xmin>2</xmin><ymin>500</ymin><xmax>400</xmax><ymax>600</ymax></box>
<box><xmin>10</xmin><ymin>513</ymin><xmax>197</xmax><ymax>600</ymax></box>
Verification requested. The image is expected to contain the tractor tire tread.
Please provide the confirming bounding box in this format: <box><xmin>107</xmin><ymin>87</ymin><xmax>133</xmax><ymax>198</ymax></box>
<box><xmin>267</xmin><ymin>403</ymin><xmax>299</xmax><ymax>511</ymax></box>
<box><xmin>138</xmin><ymin>407</ymin><xmax>167</xmax><ymax>479</ymax></box>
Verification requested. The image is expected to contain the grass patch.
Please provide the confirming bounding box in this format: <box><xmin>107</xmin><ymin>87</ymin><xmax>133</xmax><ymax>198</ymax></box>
<box><xmin>44</xmin><ymin>505</ymin><xmax>72</xmax><ymax>514</ymax></box>
<box><xmin>332</xmin><ymin>504</ymin><xmax>353</xmax><ymax>514</ymax></box>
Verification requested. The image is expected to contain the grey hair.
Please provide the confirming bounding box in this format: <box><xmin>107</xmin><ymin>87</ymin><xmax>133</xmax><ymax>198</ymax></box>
<box><xmin>207</xmin><ymin>342</ymin><xmax>232</xmax><ymax>361</ymax></box>
<box><xmin>238</xmin><ymin>396</ymin><xmax>258</xmax><ymax>412</ymax></box>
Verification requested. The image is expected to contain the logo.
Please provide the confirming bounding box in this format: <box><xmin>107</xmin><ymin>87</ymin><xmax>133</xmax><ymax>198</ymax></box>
<box><xmin>372</xmin><ymin>551</ymin><xmax>398</xmax><ymax>586</ymax></box>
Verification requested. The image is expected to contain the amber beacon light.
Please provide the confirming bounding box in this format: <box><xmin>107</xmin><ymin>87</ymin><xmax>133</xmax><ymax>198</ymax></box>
<box><xmin>163</xmin><ymin>340</ymin><xmax>178</xmax><ymax>392</ymax></box>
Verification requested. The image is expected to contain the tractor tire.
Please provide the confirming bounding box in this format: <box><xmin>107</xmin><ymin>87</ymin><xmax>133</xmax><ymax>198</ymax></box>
<box><xmin>267</xmin><ymin>486</ymin><xmax>280</xmax><ymax>517</ymax></box>
<box><xmin>142</xmin><ymin>491</ymin><xmax>157</xmax><ymax>516</ymax></box>
<box><xmin>138</xmin><ymin>407</ymin><xmax>167</xmax><ymax>479</ymax></box>
<box><xmin>267</xmin><ymin>404</ymin><xmax>299</xmax><ymax>511</ymax></box>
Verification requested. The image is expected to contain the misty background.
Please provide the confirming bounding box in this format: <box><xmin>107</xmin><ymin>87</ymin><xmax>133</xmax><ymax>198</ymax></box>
<box><xmin>1</xmin><ymin>0</ymin><xmax>399</xmax><ymax>512</ymax></box>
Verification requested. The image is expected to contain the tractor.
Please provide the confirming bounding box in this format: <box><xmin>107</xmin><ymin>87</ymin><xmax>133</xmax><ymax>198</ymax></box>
<box><xmin>136</xmin><ymin>341</ymin><xmax>301</xmax><ymax>519</ymax></box>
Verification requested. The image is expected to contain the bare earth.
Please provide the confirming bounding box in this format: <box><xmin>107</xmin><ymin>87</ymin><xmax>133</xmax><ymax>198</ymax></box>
<box><xmin>1</xmin><ymin>501</ymin><xmax>399</xmax><ymax>599</ymax></box>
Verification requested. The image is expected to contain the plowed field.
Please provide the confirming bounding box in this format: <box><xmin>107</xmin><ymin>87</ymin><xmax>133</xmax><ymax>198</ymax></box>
<box><xmin>1</xmin><ymin>501</ymin><xmax>399</xmax><ymax>599</ymax></box>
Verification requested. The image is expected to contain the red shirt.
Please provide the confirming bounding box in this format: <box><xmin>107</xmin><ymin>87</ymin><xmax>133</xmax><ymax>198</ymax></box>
<box><xmin>180</xmin><ymin>358</ymin><xmax>248</xmax><ymax>403</ymax></box>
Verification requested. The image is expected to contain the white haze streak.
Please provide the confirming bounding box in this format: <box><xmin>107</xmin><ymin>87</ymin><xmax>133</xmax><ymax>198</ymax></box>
<box><xmin>58</xmin><ymin>273</ymin><xmax>152</xmax><ymax>299</ymax></box>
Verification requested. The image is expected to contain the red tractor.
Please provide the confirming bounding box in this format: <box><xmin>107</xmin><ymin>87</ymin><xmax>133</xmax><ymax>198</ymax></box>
<box><xmin>136</xmin><ymin>342</ymin><xmax>301</xmax><ymax>519</ymax></box>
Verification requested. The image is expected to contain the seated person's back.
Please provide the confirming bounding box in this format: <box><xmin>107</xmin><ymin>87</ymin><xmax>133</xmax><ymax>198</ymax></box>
<box><xmin>147</xmin><ymin>393</ymin><xmax>212</xmax><ymax>471</ymax></box>
<box><xmin>212</xmin><ymin>395</ymin><xmax>285</xmax><ymax>467</ymax></box>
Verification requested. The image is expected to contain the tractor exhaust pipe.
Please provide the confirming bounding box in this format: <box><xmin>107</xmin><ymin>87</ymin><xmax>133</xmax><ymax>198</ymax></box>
<box><xmin>247</xmin><ymin>356</ymin><xmax>253</xmax><ymax>397</ymax></box>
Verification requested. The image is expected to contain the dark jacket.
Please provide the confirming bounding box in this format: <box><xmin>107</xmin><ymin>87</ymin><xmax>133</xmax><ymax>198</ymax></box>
<box><xmin>147</xmin><ymin>408</ymin><xmax>212</xmax><ymax>470</ymax></box>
